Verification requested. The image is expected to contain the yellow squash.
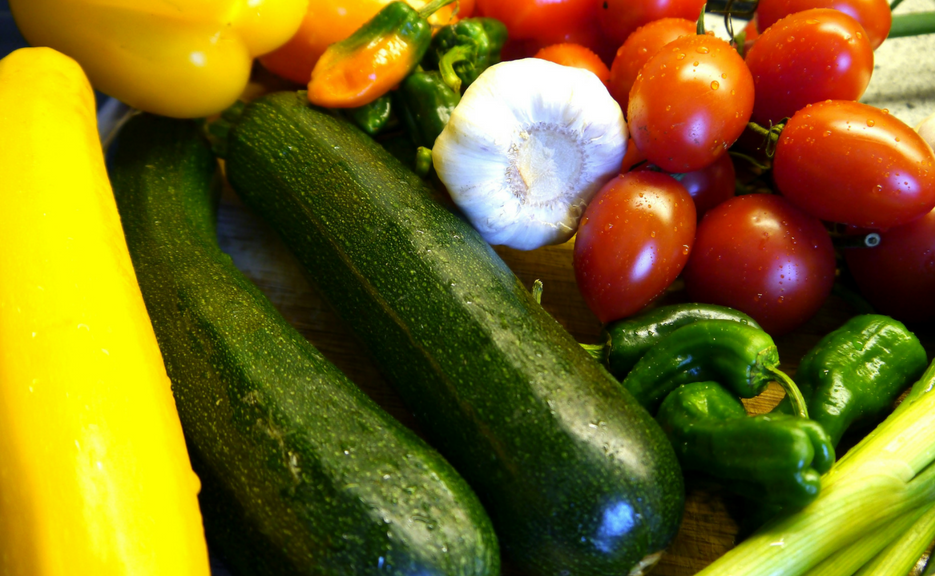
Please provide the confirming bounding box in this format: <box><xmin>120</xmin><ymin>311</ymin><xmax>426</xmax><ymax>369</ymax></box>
<box><xmin>0</xmin><ymin>47</ymin><xmax>211</xmax><ymax>576</ymax></box>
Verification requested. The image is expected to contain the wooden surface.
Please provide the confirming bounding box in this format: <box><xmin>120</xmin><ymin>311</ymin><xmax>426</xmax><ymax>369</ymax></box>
<box><xmin>214</xmin><ymin>182</ymin><xmax>935</xmax><ymax>575</ymax></box>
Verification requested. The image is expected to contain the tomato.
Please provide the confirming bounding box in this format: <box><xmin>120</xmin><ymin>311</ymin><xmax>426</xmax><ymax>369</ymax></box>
<box><xmin>744</xmin><ymin>9</ymin><xmax>873</xmax><ymax>126</ymax></box>
<box><xmin>259</xmin><ymin>0</ymin><xmax>466</xmax><ymax>84</ymax></box>
<box><xmin>620</xmin><ymin>137</ymin><xmax>648</xmax><ymax>172</ymax></box>
<box><xmin>669</xmin><ymin>152</ymin><xmax>736</xmax><ymax>218</ymax></box>
<box><xmin>534</xmin><ymin>43</ymin><xmax>610</xmax><ymax>83</ymax></box>
<box><xmin>574</xmin><ymin>171</ymin><xmax>696</xmax><ymax>323</ymax></box>
<box><xmin>607</xmin><ymin>18</ymin><xmax>696</xmax><ymax>112</ymax></box>
<box><xmin>628</xmin><ymin>34</ymin><xmax>754</xmax><ymax>173</ymax></box>
<box><xmin>756</xmin><ymin>0</ymin><xmax>891</xmax><ymax>49</ymax></box>
<box><xmin>598</xmin><ymin>0</ymin><xmax>706</xmax><ymax>47</ymax></box>
<box><xmin>844</xmin><ymin>207</ymin><xmax>935</xmax><ymax>324</ymax></box>
<box><xmin>683</xmin><ymin>194</ymin><xmax>836</xmax><ymax>336</ymax></box>
<box><xmin>476</xmin><ymin>0</ymin><xmax>595</xmax><ymax>43</ymax></box>
<box><xmin>773</xmin><ymin>100</ymin><xmax>935</xmax><ymax>230</ymax></box>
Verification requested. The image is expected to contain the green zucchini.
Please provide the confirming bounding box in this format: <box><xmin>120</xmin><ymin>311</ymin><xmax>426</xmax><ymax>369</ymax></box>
<box><xmin>220</xmin><ymin>91</ymin><xmax>685</xmax><ymax>576</ymax></box>
<box><xmin>108</xmin><ymin>114</ymin><xmax>500</xmax><ymax>576</ymax></box>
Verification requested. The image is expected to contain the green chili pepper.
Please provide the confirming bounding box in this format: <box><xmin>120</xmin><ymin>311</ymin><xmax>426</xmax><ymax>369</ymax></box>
<box><xmin>582</xmin><ymin>303</ymin><xmax>761</xmax><ymax>378</ymax></box>
<box><xmin>395</xmin><ymin>69</ymin><xmax>461</xmax><ymax>149</ymax></box>
<box><xmin>345</xmin><ymin>93</ymin><xmax>394</xmax><ymax>136</ymax></box>
<box><xmin>423</xmin><ymin>17</ymin><xmax>508</xmax><ymax>92</ymax></box>
<box><xmin>657</xmin><ymin>381</ymin><xmax>835</xmax><ymax>509</ymax></box>
<box><xmin>621</xmin><ymin>320</ymin><xmax>807</xmax><ymax>418</ymax></box>
<box><xmin>307</xmin><ymin>0</ymin><xmax>455</xmax><ymax>108</ymax></box>
<box><xmin>774</xmin><ymin>314</ymin><xmax>928</xmax><ymax>447</ymax></box>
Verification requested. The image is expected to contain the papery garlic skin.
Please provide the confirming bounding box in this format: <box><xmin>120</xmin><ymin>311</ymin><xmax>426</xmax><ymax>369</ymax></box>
<box><xmin>433</xmin><ymin>58</ymin><xmax>628</xmax><ymax>251</ymax></box>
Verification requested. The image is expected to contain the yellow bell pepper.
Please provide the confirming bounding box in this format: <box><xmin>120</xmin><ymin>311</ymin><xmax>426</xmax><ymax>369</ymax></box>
<box><xmin>8</xmin><ymin>0</ymin><xmax>308</xmax><ymax>118</ymax></box>
<box><xmin>0</xmin><ymin>47</ymin><xmax>210</xmax><ymax>575</ymax></box>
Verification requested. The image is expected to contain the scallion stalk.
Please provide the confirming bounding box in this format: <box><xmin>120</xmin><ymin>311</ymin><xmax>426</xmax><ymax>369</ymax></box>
<box><xmin>696</xmin><ymin>359</ymin><xmax>935</xmax><ymax>576</ymax></box>
<box><xmin>853</xmin><ymin>500</ymin><xmax>935</xmax><ymax>575</ymax></box>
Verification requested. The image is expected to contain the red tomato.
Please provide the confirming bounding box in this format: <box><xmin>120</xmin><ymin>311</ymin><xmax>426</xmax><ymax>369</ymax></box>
<box><xmin>756</xmin><ymin>0</ymin><xmax>891</xmax><ymax>49</ymax></box>
<box><xmin>744</xmin><ymin>9</ymin><xmax>873</xmax><ymax>126</ymax></box>
<box><xmin>628</xmin><ymin>34</ymin><xmax>754</xmax><ymax>173</ymax></box>
<box><xmin>620</xmin><ymin>138</ymin><xmax>648</xmax><ymax>172</ymax></box>
<box><xmin>476</xmin><ymin>0</ymin><xmax>595</xmax><ymax>43</ymax></box>
<box><xmin>574</xmin><ymin>171</ymin><xmax>696</xmax><ymax>323</ymax></box>
<box><xmin>607</xmin><ymin>18</ymin><xmax>696</xmax><ymax>112</ymax></box>
<box><xmin>773</xmin><ymin>100</ymin><xmax>935</xmax><ymax>230</ymax></box>
<box><xmin>598</xmin><ymin>0</ymin><xmax>706</xmax><ymax>47</ymax></box>
<box><xmin>683</xmin><ymin>194</ymin><xmax>836</xmax><ymax>336</ymax></box>
<box><xmin>534</xmin><ymin>43</ymin><xmax>611</xmax><ymax>84</ymax></box>
<box><xmin>499</xmin><ymin>14</ymin><xmax>617</xmax><ymax>64</ymax></box>
<box><xmin>844</xmin><ymin>207</ymin><xmax>935</xmax><ymax>324</ymax></box>
<box><xmin>672</xmin><ymin>152</ymin><xmax>737</xmax><ymax>217</ymax></box>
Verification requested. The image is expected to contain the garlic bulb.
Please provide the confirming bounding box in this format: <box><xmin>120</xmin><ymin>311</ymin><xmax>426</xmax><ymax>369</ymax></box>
<box><xmin>432</xmin><ymin>58</ymin><xmax>627</xmax><ymax>251</ymax></box>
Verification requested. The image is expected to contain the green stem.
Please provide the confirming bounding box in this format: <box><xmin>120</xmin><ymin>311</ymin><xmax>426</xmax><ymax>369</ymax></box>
<box><xmin>807</xmin><ymin>508</ymin><xmax>925</xmax><ymax>576</ymax></box>
<box><xmin>697</xmin><ymin>3</ymin><xmax>708</xmax><ymax>34</ymax></box>
<box><xmin>890</xmin><ymin>0</ymin><xmax>905</xmax><ymax>10</ymax></box>
<box><xmin>769</xmin><ymin>366</ymin><xmax>809</xmax><ymax>420</ymax></box>
<box><xmin>417</xmin><ymin>0</ymin><xmax>456</xmax><ymax>19</ymax></box>
<box><xmin>532</xmin><ymin>279</ymin><xmax>543</xmax><ymax>305</ymax></box>
<box><xmin>580</xmin><ymin>343</ymin><xmax>605</xmax><ymax>362</ymax></box>
<box><xmin>438</xmin><ymin>44</ymin><xmax>474</xmax><ymax>93</ymax></box>
<box><xmin>889</xmin><ymin>12</ymin><xmax>935</xmax><ymax>38</ymax></box>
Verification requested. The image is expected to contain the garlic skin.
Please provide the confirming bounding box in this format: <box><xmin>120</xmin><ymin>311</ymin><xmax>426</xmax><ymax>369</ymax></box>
<box><xmin>432</xmin><ymin>58</ymin><xmax>627</xmax><ymax>251</ymax></box>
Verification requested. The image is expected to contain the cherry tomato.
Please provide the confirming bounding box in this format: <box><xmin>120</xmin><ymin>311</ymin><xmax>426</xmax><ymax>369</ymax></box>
<box><xmin>534</xmin><ymin>43</ymin><xmax>610</xmax><ymax>83</ymax></box>
<box><xmin>683</xmin><ymin>194</ymin><xmax>835</xmax><ymax>336</ymax></box>
<box><xmin>598</xmin><ymin>0</ymin><xmax>706</xmax><ymax>47</ymax></box>
<box><xmin>628</xmin><ymin>34</ymin><xmax>754</xmax><ymax>173</ymax></box>
<box><xmin>476</xmin><ymin>0</ymin><xmax>595</xmax><ymax>43</ymax></box>
<box><xmin>574</xmin><ymin>171</ymin><xmax>696</xmax><ymax>323</ymax></box>
<box><xmin>844</xmin><ymin>207</ymin><xmax>935</xmax><ymax>324</ymax></box>
<box><xmin>773</xmin><ymin>100</ymin><xmax>935</xmax><ymax>229</ymax></box>
<box><xmin>756</xmin><ymin>0</ymin><xmax>891</xmax><ymax>49</ymax></box>
<box><xmin>607</xmin><ymin>18</ymin><xmax>696</xmax><ymax>112</ymax></box>
<box><xmin>260</xmin><ymin>0</ymin><xmax>465</xmax><ymax>84</ymax></box>
<box><xmin>669</xmin><ymin>152</ymin><xmax>737</xmax><ymax>218</ymax></box>
<box><xmin>744</xmin><ymin>9</ymin><xmax>873</xmax><ymax>126</ymax></box>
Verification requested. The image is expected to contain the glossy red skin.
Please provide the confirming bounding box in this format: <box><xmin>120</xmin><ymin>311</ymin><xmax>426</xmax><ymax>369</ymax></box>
<box><xmin>844</xmin><ymin>207</ymin><xmax>935</xmax><ymax>324</ymax></box>
<box><xmin>745</xmin><ymin>9</ymin><xmax>874</xmax><ymax>126</ymax></box>
<box><xmin>756</xmin><ymin>0</ymin><xmax>891</xmax><ymax>49</ymax></box>
<box><xmin>476</xmin><ymin>0</ymin><xmax>596</xmax><ymax>42</ymax></box>
<box><xmin>499</xmin><ymin>17</ymin><xmax>618</xmax><ymax>65</ymax></box>
<box><xmin>683</xmin><ymin>194</ymin><xmax>836</xmax><ymax>336</ymax></box>
<box><xmin>607</xmin><ymin>18</ymin><xmax>696</xmax><ymax>112</ymax></box>
<box><xmin>628</xmin><ymin>34</ymin><xmax>755</xmax><ymax>173</ymax></box>
<box><xmin>673</xmin><ymin>152</ymin><xmax>737</xmax><ymax>217</ymax></box>
<box><xmin>598</xmin><ymin>0</ymin><xmax>706</xmax><ymax>47</ymax></box>
<box><xmin>535</xmin><ymin>43</ymin><xmax>611</xmax><ymax>83</ymax></box>
<box><xmin>773</xmin><ymin>100</ymin><xmax>935</xmax><ymax>229</ymax></box>
<box><xmin>574</xmin><ymin>171</ymin><xmax>696</xmax><ymax>323</ymax></box>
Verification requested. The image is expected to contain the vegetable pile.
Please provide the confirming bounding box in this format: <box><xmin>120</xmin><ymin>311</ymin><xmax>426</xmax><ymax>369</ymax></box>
<box><xmin>5</xmin><ymin>0</ymin><xmax>935</xmax><ymax>574</ymax></box>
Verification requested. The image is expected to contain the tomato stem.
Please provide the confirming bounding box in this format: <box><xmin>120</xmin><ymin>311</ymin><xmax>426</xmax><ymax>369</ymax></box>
<box><xmin>890</xmin><ymin>0</ymin><xmax>905</xmax><ymax>10</ymax></box>
<box><xmin>889</xmin><ymin>12</ymin><xmax>935</xmax><ymax>37</ymax></box>
<box><xmin>697</xmin><ymin>3</ymin><xmax>708</xmax><ymax>35</ymax></box>
<box><xmin>745</xmin><ymin>121</ymin><xmax>784</xmax><ymax>157</ymax></box>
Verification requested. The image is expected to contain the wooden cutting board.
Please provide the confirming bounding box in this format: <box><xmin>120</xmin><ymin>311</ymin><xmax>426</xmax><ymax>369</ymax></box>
<box><xmin>214</xmin><ymin>182</ymin><xmax>935</xmax><ymax>575</ymax></box>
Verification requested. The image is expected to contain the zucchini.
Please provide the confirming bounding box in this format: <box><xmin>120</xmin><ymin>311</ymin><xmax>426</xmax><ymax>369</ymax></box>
<box><xmin>108</xmin><ymin>114</ymin><xmax>499</xmax><ymax>576</ymax></box>
<box><xmin>221</xmin><ymin>91</ymin><xmax>685</xmax><ymax>576</ymax></box>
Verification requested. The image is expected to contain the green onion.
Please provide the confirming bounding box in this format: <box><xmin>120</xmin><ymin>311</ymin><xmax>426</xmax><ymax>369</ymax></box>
<box><xmin>854</xmin><ymin>501</ymin><xmax>935</xmax><ymax>575</ymax></box>
<box><xmin>696</xmin><ymin>359</ymin><xmax>935</xmax><ymax>576</ymax></box>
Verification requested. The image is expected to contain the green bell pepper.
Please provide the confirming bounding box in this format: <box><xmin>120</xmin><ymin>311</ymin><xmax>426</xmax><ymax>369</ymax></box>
<box><xmin>657</xmin><ymin>381</ymin><xmax>835</xmax><ymax>509</ymax></box>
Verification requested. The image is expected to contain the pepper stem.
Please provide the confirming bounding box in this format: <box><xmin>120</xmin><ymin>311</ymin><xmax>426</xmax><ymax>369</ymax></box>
<box><xmin>418</xmin><ymin>0</ymin><xmax>457</xmax><ymax>20</ymax></box>
<box><xmin>438</xmin><ymin>44</ymin><xmax>475</xmax><ymax>93</ymax></box>
<box><xmin>580</xmin><ymin>343</ymin><xmax>605</xmax><ymax>362</ymax></box>
<box><xmin>532</xmin><ymin>279</ymin><xmax>544</xmax><ymax>305</ymax></box>
<box><xmin>769</xmin><ymin>366</ymin><xmax>809</xmax><ymax>420</ymax></box>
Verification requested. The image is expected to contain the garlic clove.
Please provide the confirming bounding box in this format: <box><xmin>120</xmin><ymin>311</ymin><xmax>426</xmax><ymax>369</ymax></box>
<box><xmin>433</xmin><ymin>58</ymin><xmax>627</xmax><ymax>251</ymax></box>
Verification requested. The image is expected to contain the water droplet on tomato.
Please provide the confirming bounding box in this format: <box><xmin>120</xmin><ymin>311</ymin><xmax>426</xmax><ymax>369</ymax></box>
<box><xmin>867</xmin><ymin>119</ymin><xmax>876</xmax><ymax>127</ymax></box>
<box><xmin>676</xmin><ymin>53</ymin><xmax>686</xmax><ymax>60</ymax></box>
<box><xmin>711</xmin><ymin>80</ymin><xmax>720</xmax><ymax>90</ymax></box>
<box><xmin>823</xmin><ymin>131</ymin><xmax>832</xmax><ymax>137</ymax></box>
<box><xmin>697</xmin><ymin>46</ymin><xmax>710</xmax><ymax>54</ymax></box>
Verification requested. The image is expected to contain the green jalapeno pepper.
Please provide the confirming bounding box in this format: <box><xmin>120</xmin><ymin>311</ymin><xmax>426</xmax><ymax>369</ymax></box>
<box><xmin>774</xmin><ymin>314</ymin><xmax>928</xmax><ymax>446</ymax></box>
<box><xmin>622</xmin><ymin>320</ymin><xmax>807</xmax><ymax>418</ymax></box>
<box><xmin>582</xmin><ymin>303</ymin><xmax>761</xmax><ymax>378</ymax></box>
<box><xmin>345</xmin><ymin>93</ymin><xmax>395</xmax><ymax>136</ymax></box>
<box><xmin>423</xmin><ymin>17</ymin><xmax>508</xmax><ymax>92</ymax></box>
<box><xmin>657</xmin><ymin>381</ymin><xmax>835</xmax><ymax>509</ymax></box>
<box><xmin>395</xmin><ymin>69</ymin><xmax>461</xmax><ymax>149</ymax></box>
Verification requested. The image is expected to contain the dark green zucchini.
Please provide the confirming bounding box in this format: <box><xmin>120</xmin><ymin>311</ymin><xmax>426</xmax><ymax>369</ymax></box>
<box><xmin>220</xmin><ymin>91</ymin><xmax>685</xmax><ymax>576</ymax></box>
<box><xmin>108</xmin><ymin>114</ymin><xmax>499</xmax><ymax>576</ymax></box>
